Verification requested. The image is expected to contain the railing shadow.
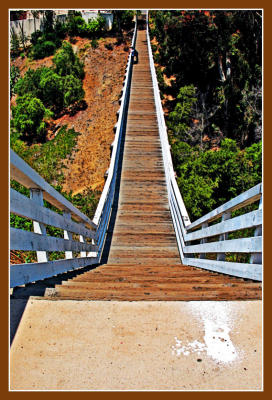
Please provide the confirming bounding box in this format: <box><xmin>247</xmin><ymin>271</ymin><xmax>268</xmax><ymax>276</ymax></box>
<box><xmin>99</xmin><ymin>63</ymin><xmax>132</xmax><ymax>264</ymax></box>
<box><xmin>10</xmin><ymin>262</ymin><xmax>98</xmax><ymax>345</ymax></box>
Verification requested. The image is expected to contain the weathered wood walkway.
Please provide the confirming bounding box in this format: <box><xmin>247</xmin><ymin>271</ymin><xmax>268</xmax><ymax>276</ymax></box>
<box><xmin>51</xmin><ymin>30</ymin><xmax>262</xmax><ymax>301</ymax></box>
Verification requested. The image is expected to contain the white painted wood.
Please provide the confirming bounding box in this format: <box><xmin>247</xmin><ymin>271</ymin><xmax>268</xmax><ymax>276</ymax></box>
<box><xmin>93</xmin><ymin>24</ymin><xmax>137</xmax><ymax>227</ymax></box>
<box><xmin>184</xmin><ymin>236</ymin><xmax>262</xmax><ymax>254</ymax></box>
<box><xmin>10</xmin><ymin>189</ymin><xmax>96</xmax><ymax>240</ymax></box>
<box><xmin>10</xmin><ymin>149</ymin><xmax>97</xmax><ymax>229</ymax></box>
<box><xmin>10</xmin><ymin>228</ymin><xmax>98</xmax><ymax>253</ymax></box>
<box><xmin>10</xmin><ymin>257</ymin><xmax>99</xmax><ymax>288</ymax></box>
<box><xmin>63</xmin><ymin>211</ymin><xmax>73</xmax><ymax>259</ymax></box>
<box><xmin>217</xmin><ymin>212</ymin><xmax>231</xmax><ymax>261</ymax></box>
<box><xmin>199</xmin><ymin>222</ymin><xmax>208</xmax><ymax>259</ymax></box>
<box><xmin>91</xmin><ymin>21</ymin><xmax>137</xmax><ymax>263</ymax></box>
<box><xmin>183</xmin><ymin>257</ymin><xmax>262</xmax><ymax>281</ymax></box>
<box><xmin>146</xmin><ymin>18</ymin><xmax>191</xmax><ymax>265</ymax></box>
<box><xmin>187</xmin><ymin>183</ymin><xmax>262</xmax><ymax>231</ymax></box>
<box><xmin>80</xmin><ymin>235</ymin><xmax>87</xmax><ymax>257</ymax></box>
<box><xmin>250</xmin><ymin>196</ymin><xmax>263</xmax><ymax>264</ymax></box>
<box><xmin>185</xmin><ymin>209</ymin><xmax>262</xmax><ymax>242</ymax></box>
<box><xmin>30</xmin><ymin>189</ymin><xmax>48</xmax><ymax>263</ymax></box>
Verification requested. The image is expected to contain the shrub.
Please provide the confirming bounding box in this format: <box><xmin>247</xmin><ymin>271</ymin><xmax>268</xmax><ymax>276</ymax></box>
<box><xmin>14</xmin><ymin>67</ymin><xmax>51</xmax><ymax>99</ymax></box>
<box><xmin>91</xmin><ymin>39</ymin><xmax>98</xmax><ymax>48</ymax></box>
<box><xmin>10</xmin><ymin>65</ymin><xmax>20</xmax><ymax>98</ymax></box>
<box><xmin>86</xmin><ymin>15</ymin><xmax>105</xmax><ymax>37</ymax></box>
<box><xmin>53</xmin><ymin>41</ymin><xmax>84</xmax><ymax>79</ymax></box>
<box><xmin>62</xmin><ymin>74</ymin><xmax>85</xmax><ymax>107</ymax></box>
<box><xmin>11</xmin><ymin>94</ymin><xmax>53</xmax><ymax>141</ymax></box>
<box><xmin>32</xmin><ymin>40</ymin><xmax>56</xmax><ymax>59</ymax></box>
<box><xmin>30</xmin><ymin>30</ymin><xmax>43</xmax><ymax>45</ymax></box>
<box><xmin>39</xmin><ymin>68</ymin><xmax>64</xmax><ymax>109</ymax></box>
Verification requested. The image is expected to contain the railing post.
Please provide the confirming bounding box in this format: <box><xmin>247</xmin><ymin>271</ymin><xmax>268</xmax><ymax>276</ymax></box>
<box><xmin>30</xmin><ymin>188</ymin><xmax>48</xmax><ymax>263</ymax></box>
<box><xmin>217</xmin><ymin>212</ymin><xmax>231</xmax><ymax>261</ymax></box>
<box><xmin>79</xmin><ymin>233</ymin><xmax>87</xmax><ymax>258</ymax></box>
<box><xmin>199</xmin><ymin>222</ymin><xmax>208</xmax><ymax>259</ymax></box>
<box><xmin>250</xmin><ymin>196</ymin><xmax>262</xmax><ymax>264</ymax></box>
<box><xmin>63</xmin><ymin>211</ymin><xmax>73</xmax><ymax>259</ymax></box>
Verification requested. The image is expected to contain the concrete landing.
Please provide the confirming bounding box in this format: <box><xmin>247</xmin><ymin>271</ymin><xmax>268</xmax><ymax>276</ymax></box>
<box><xmin>10</xmin><ymin>300</ymin><xmax>262</xmax><ymax>391</ymax></box>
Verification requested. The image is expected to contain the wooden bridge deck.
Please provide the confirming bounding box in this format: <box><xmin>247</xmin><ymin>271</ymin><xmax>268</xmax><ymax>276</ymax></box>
<box><xmin>51</xmin><ymin>30</ymin><xmax>262</xmax><ymax>301</ymax></box>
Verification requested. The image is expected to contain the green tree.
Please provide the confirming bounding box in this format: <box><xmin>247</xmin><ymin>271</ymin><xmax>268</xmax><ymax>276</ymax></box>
<box><xmin>62</xmin><ymin>74</ymin><xmax>85</xmax><ymax>107</ymax></box>
<box><xmin>112</xmin><ymin>10</ymin><xmax>134</xmax><ymax>32</ymax></box>
<box><xmin>151</xmin><ymin>10</ymin><xmax>262</xmax><ymax>147</ymax></box>
<box><xmin>10</xmin><ymin>65</ymin><xmax>20</xmax><ymax>98</ymax></box>
<box><xmin>14</xmin><ymin>67</ymin><xmax>49</xmax><ymax>98</ymax></box>
<box><xmin>53</xmin><ymin>41</ymin><xmax>84</xmax><ymax>79</ymax></box>
<box><xmin>39</xmin><ymin>68</ymin><xmax>64</xmax><ymax>109</ymax></box>
<box><xmin>11</xmin><ymin>94</ymin><xmax>53</xmax><ymax>141</ymax></box>
<box><xmin>10</xmin><ymin>28</ymin><xmax>20</xmax><ymax>57</ymax></box>
<box><xmin>172</xmin><ymin>138</ymin><xmax>262</xmax><ymax>220</ymax></box>
<box><xmin>168</xmin><ymin>85</ymin><xmax>197</xmax><ymax>140</ymax></box>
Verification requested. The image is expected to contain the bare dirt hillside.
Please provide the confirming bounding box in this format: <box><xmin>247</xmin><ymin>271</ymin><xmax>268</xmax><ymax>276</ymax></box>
<box><xmin>12</xmin><ymin>35</ymin><xmax>129</xmax><ymax>195</ymax></box>
<box><xmin>56</xmin><ymin>37</ymin><xmax>128</xmax><ymax>194</ymax></box>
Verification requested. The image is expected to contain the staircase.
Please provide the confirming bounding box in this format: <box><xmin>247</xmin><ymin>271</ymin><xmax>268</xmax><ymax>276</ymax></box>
<box><xmin>48</xmin><ymin>30</ymin><xmax>261</xmax><ymax>301</ymax></box>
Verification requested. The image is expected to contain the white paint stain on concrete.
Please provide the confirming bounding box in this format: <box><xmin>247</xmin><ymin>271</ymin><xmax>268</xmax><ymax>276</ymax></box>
<box><xmin>172</xmin><ymin>302</ymin><xmax>241</xmax><ymax>364</ymax></box>
<box><xmin>172</xmin><ymin>337</ymin><xmax>206</xmax><ymax>357</ymax></box>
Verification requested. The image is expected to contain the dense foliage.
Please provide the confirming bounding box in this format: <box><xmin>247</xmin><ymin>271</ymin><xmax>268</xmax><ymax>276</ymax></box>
<box><xmin>150</xmin><ymin>10</ymin><xmax>262</xmax><ymax>148</ymax></box>
<box><xmin>11</xmin><ymin>41</ymin><xmax>85</xmax><ymax>142</ymax></box>
<box><xmin>150</xmin><ymin>10</ymin><xmax>262</xmax><ymax>221</ymax></box>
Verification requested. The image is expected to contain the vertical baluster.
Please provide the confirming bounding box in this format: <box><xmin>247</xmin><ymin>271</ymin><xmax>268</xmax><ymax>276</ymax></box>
<box><xmin>80</xmin><ymin>233</ymin><xmax>86</xmax><ymax>258</ymax></box>
<box><xmin>217</xmin><ymin>212</ymin><xmax>231</xmax><ymax>261</ymax></box>
<box><xmin>30</xmin><ymin>188</ymin><xmax>48</xmax><ymax>263</ymax></box>
<box><xmin>199</xmin><ymin>222</ymin><xmax>208</xmax><ymax>259</ymax></box>
<box><xmin>250</xmin><ymin>196</ymin><xmax>262</xmax><ymax>264</ymax></box>
<box><xmin>63</xmin><ymin>211</ymin><xmax>73</xmax><ymax>259</ymax></box>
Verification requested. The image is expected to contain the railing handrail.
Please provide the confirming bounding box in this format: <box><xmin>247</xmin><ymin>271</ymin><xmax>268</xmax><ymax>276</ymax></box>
<box><xmin>146</xmin><ymin>11</ymin><xmax>190</xmax><ymax>261</ymax></box>
<box><xmin>187</xmin><ymin>183</ymin><xmax>262</xmax><ymax>231</ymax></box>
<box><xmin>10</xmin><ymin>149</ymin><xmax>96</xmax><ymax>229</ymax></box>
<box><xmin>92</xmin><ymin>19</ymin><xmax>137</xmax><ymax>260</ymax></box>
<box><xmin>93</xmin><ymin>21</ymin><xmax>137</xmax><ymax>227</ymax></box>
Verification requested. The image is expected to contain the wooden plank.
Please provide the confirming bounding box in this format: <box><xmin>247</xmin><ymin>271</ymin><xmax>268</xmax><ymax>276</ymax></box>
<box><xmin>185</xmin><ymin>209</ymin><xmax>262</xmax><ymax>242</ymax></box>
<box><xmin>183</xmin><ymin>257</ymin><xmax>262</xmax><ymax>281</ymax></box>
<box><xmin>183</xmin><ymin>236</ymin><xmax>262</xmax><ymax>254</ymax></box>
<box><xmin>10</xmin><ymin>150</ymin><xmax>96</xmax><ymax>229</ymax></box>
<box><xmin>10</xmin><ymin>228</ymin><xmax>98</xmax><ymax>253</ymax></box>
<box><xmin>187</xmin><ymin>183</ymin><xmax>262</xmax><ymax>231</ymax></box>
<box><xmin>10</xmin><ymin>257</ymin><xmax>99</xmax><ymax>288</ymax></box>
<box><xmin>10</xmin><ymin>189</ymin><xmax>96</xmax><ymax>240</ymax></box>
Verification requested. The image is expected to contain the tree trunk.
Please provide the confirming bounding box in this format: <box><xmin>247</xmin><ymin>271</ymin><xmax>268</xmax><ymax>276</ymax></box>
<box><xmin>218</xmin><ymin>55</ymin><xmax>226</xmax><ymax>82</ymax></box>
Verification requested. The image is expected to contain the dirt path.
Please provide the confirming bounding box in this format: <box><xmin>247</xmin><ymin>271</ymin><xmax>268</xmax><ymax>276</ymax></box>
<box><xmin>54</xmin><ymin>37</ymin><xmax>129</xmax><ymax>194</ymax></box>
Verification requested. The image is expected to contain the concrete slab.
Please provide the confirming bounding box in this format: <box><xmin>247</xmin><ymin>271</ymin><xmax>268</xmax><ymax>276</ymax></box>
<box><xmin>10</xmin><ymin>300</ymin><xmax>262</xmax><ymax>391</ymax></box>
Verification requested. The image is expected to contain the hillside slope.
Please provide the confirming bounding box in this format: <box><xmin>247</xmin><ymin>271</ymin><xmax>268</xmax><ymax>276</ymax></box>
<box><xmin>11</xmin><ymin>35</ymin><xmax>129</xmax><ymax>195</ymax></box>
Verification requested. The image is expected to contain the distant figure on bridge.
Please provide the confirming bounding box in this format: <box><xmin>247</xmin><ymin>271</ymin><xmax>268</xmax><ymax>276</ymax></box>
<box><xmin>130</xmin><ymin>46</ymin><xmax>138</xmax><ymax>64</ymax></box>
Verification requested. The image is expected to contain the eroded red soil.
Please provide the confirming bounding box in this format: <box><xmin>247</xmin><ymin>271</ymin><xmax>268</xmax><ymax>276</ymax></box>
<box><xmin>11</xmin><ymin>35</ymin><xmax>129</xmax><ymax>194</ymax></box>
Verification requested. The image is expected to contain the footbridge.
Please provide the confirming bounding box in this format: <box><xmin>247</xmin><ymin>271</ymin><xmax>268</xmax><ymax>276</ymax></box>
<box><xmin>10</xmin><ymin>18</ymin><xmax>262</xmax><ymax>301</ymax></box>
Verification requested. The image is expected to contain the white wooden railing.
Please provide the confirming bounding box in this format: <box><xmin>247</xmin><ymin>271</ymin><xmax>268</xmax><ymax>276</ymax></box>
<box><xmin>146</xmin><ymin>12</ymin><xmax>263</xmax><ymax>281</ymax></box>
<box><xmin>93</xmin><ymin>19</ymin><xmax>137</xmax><ymax>257</ymax></box>
<box><xmin>10</xmin><ymin>149</ymin><xmax>98</xmax><ymax>287</ymax></box>
<box><xmin>146</xmin><ymin>13</ymin><xmax>191</xmax><ymax>261</ymax></box>
<box><xmin>183</xmin><ymin>184</ymin><xmax>262</xmax><ymax>281</ymax></box>
<box><xmin>10</xmin><ymin>21</ymin><xmax>137</xmax><ymax>288</ymax></box>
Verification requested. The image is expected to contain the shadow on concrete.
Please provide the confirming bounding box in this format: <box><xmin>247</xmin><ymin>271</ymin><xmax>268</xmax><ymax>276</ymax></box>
<box><xmin>10</xmin><ymin>263</ymin><xmax>99</xmax><ymax>345</ymax></box>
